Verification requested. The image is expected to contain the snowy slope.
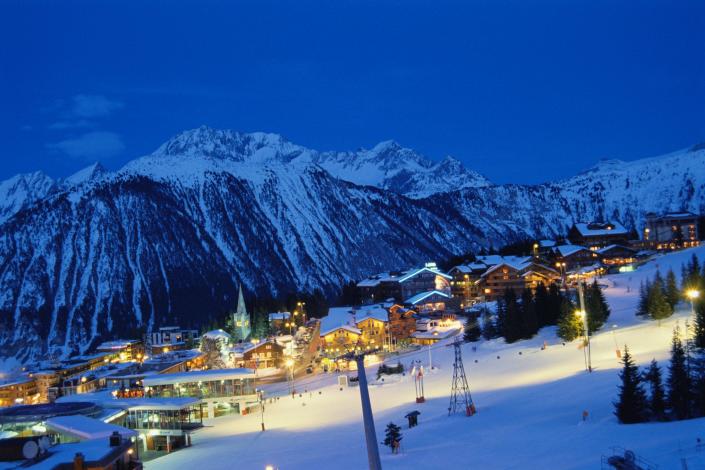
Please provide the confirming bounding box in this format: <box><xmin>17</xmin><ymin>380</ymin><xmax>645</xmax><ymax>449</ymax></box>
<box><xmin>148</xmin><ymin>246</ymin><xmax>705</xmax><ymax>470</ymax></box>
<box><xmin>0</xmin><ymin>171</ymin><xmax>55</xmax><ymax>223</ymax></box>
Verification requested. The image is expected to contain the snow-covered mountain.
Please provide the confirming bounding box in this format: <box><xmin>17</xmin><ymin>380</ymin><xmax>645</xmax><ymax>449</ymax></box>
<box><xmin>0</xmin><ymin>127</ymin><xmax>703</xmax><ymax>363</ymax></box>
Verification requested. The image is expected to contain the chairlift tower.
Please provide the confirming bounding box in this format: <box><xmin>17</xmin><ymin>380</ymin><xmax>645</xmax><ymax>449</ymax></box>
<box><xmin>448</xmin><ymin>337</ymin><xmax>476</xmax><ymax>416</ymax></box>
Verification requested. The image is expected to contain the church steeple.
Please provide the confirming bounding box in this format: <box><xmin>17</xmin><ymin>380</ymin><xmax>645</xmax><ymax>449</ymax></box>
<box><xmin>233</xmin><ymin>284</ymin><xmax>251</xmax><ymax>342</ymax></box>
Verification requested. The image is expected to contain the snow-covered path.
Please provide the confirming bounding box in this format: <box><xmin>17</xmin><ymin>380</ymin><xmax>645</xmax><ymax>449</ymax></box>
<box><xmin>148</xmin><ymin>246</ymin><xmax>705</xmax><ymax>470</ymax></box>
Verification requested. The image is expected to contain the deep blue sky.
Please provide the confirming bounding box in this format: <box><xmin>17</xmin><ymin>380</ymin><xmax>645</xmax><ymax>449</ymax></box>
<box><xmin>1</xmin><ymin>0</ymin><xmax>704</xmax><ymax>184</ymax></box>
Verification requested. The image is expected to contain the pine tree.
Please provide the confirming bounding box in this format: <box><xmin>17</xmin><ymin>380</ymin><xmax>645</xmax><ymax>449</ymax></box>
<box><xmin>495</xmin><ymin>297</ymin><xmax>507</xmax><ymax>339</ymax></box>
<box><xmin>690</xmin><ymin>353</ymin><xmax>705</xmax><ymax>418</ymax></box>
<box><xmin>667</xmin><ymin>325</ymin><xmax>691</xmax><ymax>420</ymax></box>
<box><xmin>647</xmin><ymin>281</ymin><xmax>673</xmax><ymax>325</ymax></box>
<box><xmin>614</xmin><ymin>345</ymin><xmax>648</xmax><ymax>424</ymax></box>
<box><xmin>503</xmin><ymin>289</ymin><xmax>523</xmax><ymax>343</ymax></box>
<box><xmin>534</xmin><ymin>283</ymin><xmax>551</xmax><ymax>327</ymax></box>
<box><xmin>585</xmin><ymin>280</ymin><xmax>610</xmax><ymax>333</ymax></box>
<box><xmin>694</xmin><ymin>299</ymin><xmax>705</xmax><ymax>350</ymax></box>
<box><xmin>464</xmin><ymin>317</ymin><xmax>481</xmax><ymax>342</ymax></box>
<box><xmin>636</xmin><ymin>280</ymin><xmax>650</xmax><ymax>316</ymax></box>
<box><xmin>520</xmin><ymin>289</ymin><xmax>538</xmax><ymax>339</ymax></box>
<box><xmin>665</xmin><ymin>269</ymin><xmax>680</xmax><ymax>310</ymax></box>
<box><xmin>643</xmin><ymin>359</ymin><xmax>666</xmax><ymax>420</ymax></box>
<box><xmin>480</xmin><ymin>308</ymin><xmax>498</xmax><ymax>340</ymax></box>
<box><xmin>546</xmin><ymin>283</ymin><xmax>564</xmax><ymax>326</ymax></box>
<box><xmin>557</xmin><ymin>297</ymin><xmax>583</xmax><ymax>342</ymax></box>
<box><xmin>382</xmin><ymin>422</ymin><xmax>402</xmax><ymax>453</ymax></box>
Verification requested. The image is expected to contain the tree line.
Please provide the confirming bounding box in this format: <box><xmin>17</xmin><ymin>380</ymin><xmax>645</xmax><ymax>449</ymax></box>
<box><xmin>615</xmin><ymin>253</ymin><xmax>705</xmax><ymax>424</ymax></box>
<box><xmin>464</xmin><ymin>280</ymin><xmax>610</xmax><ymax>344</ymax></box>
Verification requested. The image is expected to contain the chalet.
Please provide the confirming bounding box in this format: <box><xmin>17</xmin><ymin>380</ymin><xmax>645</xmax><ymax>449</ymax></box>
<box><xmin>96</xmin><ymin>339</ymin><xmax>145</xmax><ymax>362</ymax></box>
<box><xmin>448</xmin><ymin>263</ymin><xmax>488</xmax><ymax>308</ymax></box>
<box><xmin>597</xmin><ymin>244</ymin><xmax>638</xmax><ymax>267</ymax></box>
<box><xmin>644</xmin><ymin>212</ymin><xmax>700</xmax><ymax>250</ymax></box>
<box><xmin>552</xmin><ymin>244</ymin><xmax>601</xmax><ymax>270</ymax></box>
<box><xmin>320</xmin><ymin>324</ymin><xmax>363</xmax><ymax>356</ymax></box>
<box><xmin>357</xmin><ymin>262</ymin><xmax>451</xmax><ymax>305</ymax></box>
<box><xmin>240</xmin><ymin>340</ymin><xmax>284</xmax><ymax>369</ymax></box>
<box><xmin>568</xmin><ymin>222</ymin><xmax>632</xmax><ymax>249</ymax></box>
<box><xmin>387</xmin><ymin>304</ymin><xmax>418</xmax><ymax>343</ymax></box>
<box><xmin>476</xmin><ymin>261</ymin><xmax>560</xmax><ymax>301</ymax></box>
<box><xmin>405</xmin><ymin>290</ymin><xmax>451</xmax><ymax>312</ymax></box>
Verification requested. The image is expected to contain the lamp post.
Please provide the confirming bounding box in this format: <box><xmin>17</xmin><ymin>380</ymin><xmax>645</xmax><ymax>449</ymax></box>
<box><xmin>686</xmin><ymin>289</ymin><xmax>700</xmax><ymax>317</ymax></box>
<box><xmin>577</xmin><ymin>280</ymin><xmax>592</xmax><ymax>372</ymax></box>
<box><xmin>285</xmin><ymin>358</ymin><xmax>295</xmax><ymax>396</ymax></box>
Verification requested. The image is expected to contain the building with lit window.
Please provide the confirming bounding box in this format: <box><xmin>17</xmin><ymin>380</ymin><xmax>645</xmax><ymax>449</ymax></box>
<box><xmin>643</xmin><ymin>211</ymin><xmax>700</xmax><ymax>250</ymax></box>
<box><xmin>142</xmin><ymin>368</ymin><xmax>257</xmax><ymax>419</ymax></box>
<box><xmin>357</xmin><ymin>262</ymin><xmax>451</xmax><ymax>305</ymax></box>
<box><xmin>568</xmin><ymin>221</ymin><xmax>632</xmax><ymax>249</ymax></box>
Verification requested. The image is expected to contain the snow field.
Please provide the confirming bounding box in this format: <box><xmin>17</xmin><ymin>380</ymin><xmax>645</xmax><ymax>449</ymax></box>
<box><xmin>149</xmin><ymin>246</ymin><xmax>705</xmax><ymax>469</ymax></box>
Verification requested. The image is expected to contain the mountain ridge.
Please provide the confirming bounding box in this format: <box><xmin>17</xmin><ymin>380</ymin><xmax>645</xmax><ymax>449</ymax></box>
<box><xmin>0</xmin><ymin>127</ymin><xmax>703</xmax><ymax>364</ymax></box>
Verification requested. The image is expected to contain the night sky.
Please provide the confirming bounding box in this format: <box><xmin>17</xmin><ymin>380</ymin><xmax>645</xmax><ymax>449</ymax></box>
<box><xmin>1</xmin><ymin>0</ymin><xmax>704</xmax><ymax>184</ymax></box>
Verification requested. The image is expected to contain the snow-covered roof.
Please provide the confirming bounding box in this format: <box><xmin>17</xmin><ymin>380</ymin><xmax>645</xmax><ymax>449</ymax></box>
<box><xmin>539</xmin><ymin>239</ymin><xmax>557</xmax><ymax>248</ymax></box>
<box><xmin>573</xmin><ymin>222</ymin><xmax>628</xmax><ymax>237</ymax></box>
<box><xmin>412</xmin><ymin>328</ymin><xmax>459</xmax><ymax>340</ymax></box>
<box><xmin>201</xmin><ymin>329</ymin><xmax>231</xmax><ymax>341</ymax></box>
<box><xmin>268</xmin><ymin>312</ymin><xmax>291</xmax><ymax>321</ymax></box>
<box><xmin>597</xmin><ymin>244</ymin><xmax>636</xmax><ymax>255</ymax></box>
<box><xmin>358</xmin><ymin>264</ymin><xmax>451</xmax><ymax>287</ymax></box>
<box><xmin>320</xmin><ymin>324</ymin><xmax>362</xmax><ymax>336</ymax></box>
<box><xmin>449</xmin><ymin>263</ymin><xmax>488</xmax><ymax>274</ymax></box>
<box><xmin>554</xmin><ymin>244</ymin><xmax>591</xmax><ymax>257</ymax></box>
<box><xmin>96</xmin><ymin>339</ymin><xmax>140</xmax><ymax>350</ymax></box>
<box><xmin>397</xmin><ymin>266</ymin><xmax>451</xmax><ymax>282</ymax></box>
<box><xmin>46</xmin><ymin>415</ymin><xmax>138</xmax><ymax>440</ymax></box>
<box><xmin>354</xmin><ymin>306</ymin><xmax>389</xmax><ymax>324</ymax></box>
<box><xmin>405</xmin><ymin>290</ymin><xmax>451</xmax><ymax>305</ymax></box>
<box><xmin>143</xmin><ymin>368</ymin><xmax>255</xmax><ymax>386</ymax></box>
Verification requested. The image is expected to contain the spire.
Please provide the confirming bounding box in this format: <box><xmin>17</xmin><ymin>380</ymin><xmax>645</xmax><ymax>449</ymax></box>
<box><xmin>236</xmin><ymin>284</ymin><xmax>247</xmax><ymax>316</ymax></box>
<box><xmin>233</xmin><ymin>284</ymin><xmax>251</xmax><ymax>342</ymax></box>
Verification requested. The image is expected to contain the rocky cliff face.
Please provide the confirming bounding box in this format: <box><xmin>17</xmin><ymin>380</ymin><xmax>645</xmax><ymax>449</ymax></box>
<box><xmin>0</xmin><ymin>127</ymin><xmax>703</xmax><ymax>363</ymax></box>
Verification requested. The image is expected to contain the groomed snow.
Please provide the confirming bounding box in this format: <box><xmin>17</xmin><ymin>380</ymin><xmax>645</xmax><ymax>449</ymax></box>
<box><xmin>147</xmin><ymin>245</ymin><xmax>705</xmax><ymax>470</ymax></box>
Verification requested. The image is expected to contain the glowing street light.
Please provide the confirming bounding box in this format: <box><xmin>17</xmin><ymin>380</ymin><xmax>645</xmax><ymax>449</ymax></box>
<box><xmin>687</xmin><ymin>289</ymin><xmax>700</xmax><ymax>319</ymax></box>
<box><xmin>285</xmin><ymin>358</ymin><xmax>295</xmax><ymax>395</ymax></box>
<box><xmin>576</xmin><ymin>305</ymin><xmax>591</xmax><ymax>372</ymax></box>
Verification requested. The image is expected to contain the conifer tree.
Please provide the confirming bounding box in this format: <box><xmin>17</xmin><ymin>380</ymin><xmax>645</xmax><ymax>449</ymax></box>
<box><xmin>382</xmin><ymin>422</ymin><xmax>402</xmax><ymax>453</ymax></box>
<box><xmin>464</xmin><ymin>317</ymin><xmax>481</xmax><ymax>342</ymax></box>
<box><xmin>585</xmin><ymin>280</ymin><xmax>610</xmax><ymax>333</ymax></box>
<box><xmin>636</xmin><ymin>281</ymin><xmax>650</xmax><ymax>317</ymax></box>
<box><xmin>481</xmin><ymin>308</ymin><xmax>498</xmax><ymax>340</ymax></box>
<box><xmin>557</xmin><ymin>297</ymin><xmax>582</xmax><ymax>341</ymax></box>
<box><xmin>495</xmin><ymin>298</ymin><xmax>507</xmax><ymax>339</ymax></box>
<box><xmin>667</xmin><ymin>325</ymin><xmax>691</xmax><ymax>420</ymax></box>
<box><xmin>690</xmin><ymin>354</ymin><xmax>705</xmax><ymax>418</ymax></box>
<box><xmin>546</xmin><ymin>283</ymin><xmax>564</xmax><ymax>326</ymax></box>
<box><xmin>643</xmin><ymin>359</ymin><xmax>666</xmax><ymax>420</ymax></box>
<box><xmin>520</xmin><ymin>289</ymin><xmax>538</xmax><ymax>339</ymax></box>
<box><xmin>665</xmin><ymin>269</ymin><xmax>680</xmax><ymax>310</ymax></box>
<box><xmin>503</xmin><ymin>289</ymin><xmax>523</xmax><ymax>343</ymax></box>
<box><xmin>534</xmin><ymin>283</ymin><xmax>550</xmax><ymax>327</ymax></box>
<box><xmin>647</xmin><ymin>281</ymin><xmax>673</xmax><ymax>325</ymax></box>
<box><xmin>694</xmin><ymin>299</ymin><xmax>705</xmax><ymax>351</ymax></box>
<box><xmin>614</xmin><ymin>346</ymin><xmax>647</xmax><ymax>424</ymax></box>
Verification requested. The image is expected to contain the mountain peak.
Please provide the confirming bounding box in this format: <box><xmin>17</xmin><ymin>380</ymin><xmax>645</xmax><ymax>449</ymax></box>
<box><xmin>153</xmin><ymin>127</ymin><xmax>302</xmax><ymax>163</ymax></box>
<box><xmin>64</xmin><ymin>162</ymin><xmax>107</xmax><ymax>186</ymax></box>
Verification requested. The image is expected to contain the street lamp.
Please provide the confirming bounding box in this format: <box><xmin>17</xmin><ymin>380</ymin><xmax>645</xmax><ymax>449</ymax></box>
<box><xmin>285</xmin><ymin>358</ymin><xmax>295</xmax><ymax>395</ymax></box>
<box><xmin>686</xmin><ymin>289</ymin><xmax>700</xmax><ymax>316</ymax></box>
<box><xmin>575</xmin><ymin>309</ymin><xmax>591</xmax><ymax>372</ymax></box>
